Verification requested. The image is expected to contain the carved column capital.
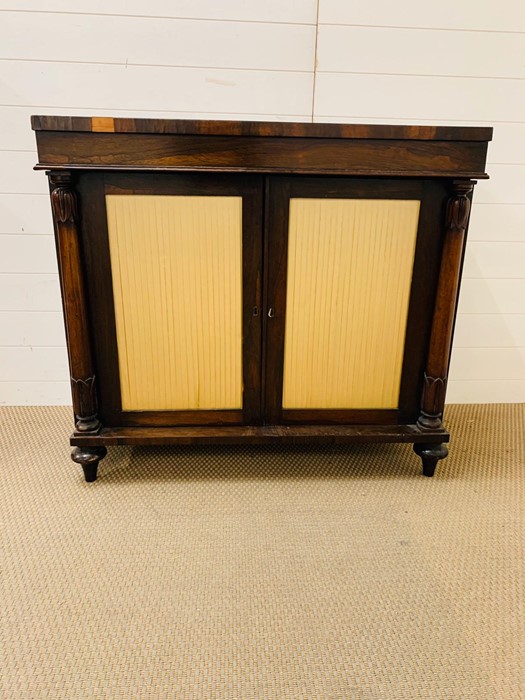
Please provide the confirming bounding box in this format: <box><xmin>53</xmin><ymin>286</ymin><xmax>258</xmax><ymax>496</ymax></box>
<box><xmin>446</xmin><ymin>181</ymin><xmax>474</xmax><ymax>232</ymax></box>
<box><xmin>51</xmin><ymin>186</ymin><xmax>78</xmax><ymax>224</ymax></box>
<box><xmin>417</xmin><ymin>373</ymin><xmax>448</xmax><ymax>430</ymax></box>
<box><xmin>70</xmin><ymin>375</ymin><xmax>101</xmax><ymax>433</ymax></box>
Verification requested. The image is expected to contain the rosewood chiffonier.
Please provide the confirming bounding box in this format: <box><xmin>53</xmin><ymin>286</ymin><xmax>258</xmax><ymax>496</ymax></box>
<box><xmin>31</xmin><ymin>116</ymin><xmax>491</xmax><ymax>481</ymax></box>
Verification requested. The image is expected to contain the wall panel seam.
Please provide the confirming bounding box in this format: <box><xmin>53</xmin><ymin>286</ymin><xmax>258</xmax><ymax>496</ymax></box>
<box><xmin>0</xmin><ymin>379</ymin><xmax>70</xmax><ymax>387</ymax></box>
<box><xmin>311</xmin><ymin>0</ymin><xmax>320</xmax><ymax>120</ymax></box>
<box><xmin>1</xmin><ymin>104</ymin><xmax>311</xmax><ymax>118</ymax></box>
<box><xmin>315</xmin><ymin>69</ymin><xmax>525</xmax><ymax>81</ymax></box>
<box><xmin>2</xmin><ymin>62</ymin><xmax>314</xmax><ymax>77</ymax></box>
<box><xmin>315</xmin><ymin>115</ymin><xmax>525</xmax><ymax>125</ymax></box>
<box><xmin>0</xmin><ymin>9</ymin><xmax>316</xmax><ymax>27</ymax></box>
<box><xmin>4</xmin><ymin>106</ymin><xmax>522</xmax><ymax>125</ymax></box>
<box><xmin>317</xmin><ymin>22</ymin><xmax>525</xmax><ymax>36</ymax></box>
<box><xmin>0</xmin><ymin>58</ymin><xmax>313</xmax><ymax>74</ymax></box>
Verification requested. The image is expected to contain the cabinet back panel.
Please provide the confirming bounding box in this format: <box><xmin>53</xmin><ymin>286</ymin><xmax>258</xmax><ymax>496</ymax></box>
<box><xmin>282</xmin><ymin>198</ymin><xmax>420</xmax><ymax>409</ymax></box>
<box><xmin>106</xmin><ymin>194</ymin><xmax>243</xmax><ymax>411</ymax></box>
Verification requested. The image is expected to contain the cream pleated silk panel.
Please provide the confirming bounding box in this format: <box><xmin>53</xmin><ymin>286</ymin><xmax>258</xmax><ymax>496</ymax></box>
<box><xmin>282</xmin><ymin>198</ymin><xmax>420</xmax><ymax>410</ymax></box>
<box><xmin>106</xmin><ymin>195</ymin><xmax>243</xmax><ymax>411</ymax></box>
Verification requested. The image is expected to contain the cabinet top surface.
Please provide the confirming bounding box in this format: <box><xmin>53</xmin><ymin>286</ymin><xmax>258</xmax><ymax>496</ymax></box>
<box><xmin>32</xmin><ymin>116</ymin><xmax>491</xmax><ymax>177</ymax></box>
<box><xmin>31</xmin><ymin>115</ymin><xmax>492</xmax><ymax>142</ymax></box>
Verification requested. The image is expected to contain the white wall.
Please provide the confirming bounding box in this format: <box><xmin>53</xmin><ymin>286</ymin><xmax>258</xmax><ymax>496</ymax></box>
<box><xmin>0</xmin><ymin>0</ymin><xmax>524</xmax><ymax>405</ymax></box>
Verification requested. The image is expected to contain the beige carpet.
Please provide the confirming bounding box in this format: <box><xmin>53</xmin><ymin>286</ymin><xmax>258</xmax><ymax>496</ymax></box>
<box><xmin>1</xmin><ymin>405</ymin><xmax>524</xmax><ymax>699</ymax></box>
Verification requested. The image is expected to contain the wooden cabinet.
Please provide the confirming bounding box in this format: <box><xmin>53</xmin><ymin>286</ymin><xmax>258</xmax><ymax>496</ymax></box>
<box><xmin>32</xmin><ymin>116</ymin><xmax>491</xmax><ymax>481</ymax></box>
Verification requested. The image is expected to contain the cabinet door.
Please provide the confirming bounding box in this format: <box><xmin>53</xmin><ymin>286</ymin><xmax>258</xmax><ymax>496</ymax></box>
<box><xmin>78</xmin><ymin>173</ymin><xmax>263</xmax><ymax>427</ymax></box>
<box><xmin>264</xmin><ymin>177</ymin><xmax>447</xmax><ymax>425</ymax></box>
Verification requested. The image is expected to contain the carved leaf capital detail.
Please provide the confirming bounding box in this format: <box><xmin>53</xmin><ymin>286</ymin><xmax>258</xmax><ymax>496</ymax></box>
<box><xmin>421</xmin><ymin>372</ymin><xmax>448</xmax><ymax>421</ymax></box>
<box><xmin>70</xmin><ymin>375</ymin><xmax>100</xmax><ymax>432</ymax></box>
<box><xmin>423</xmin><ymin>372</ymin><xmax>447</xmax><ymax>388</ymax></box>
<box><xmin>71</xmin><ymin>374</ymin><xmax>95</xmax><ymax>385</ymax></box>
<box><xmin>446</xmin><ymin>193</ymin><xmax>471</xmax><ymax>232</ymax></box>
<box><xmin>51</xmin><ymin>187</ymin><xmax>78</xmax><ymax>224</ymax></box>
<box><xmin>447</xmin><ymin>182</ymin><xmax>473</xmax><ymax>231</ymax></box>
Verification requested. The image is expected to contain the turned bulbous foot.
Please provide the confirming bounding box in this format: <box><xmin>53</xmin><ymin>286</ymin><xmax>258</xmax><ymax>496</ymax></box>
<box><xmin>71</xmin><ymin>446</ymin><xmax>107</xmax><ymax>482</ymax></box>
<box><xmin>413</xmin><ymin>442</ymin><xmax>448</xmax><ymax>477</ymax></box>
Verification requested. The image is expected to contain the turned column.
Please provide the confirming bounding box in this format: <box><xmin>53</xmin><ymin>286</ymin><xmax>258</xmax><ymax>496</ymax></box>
<box><xmin>49</xmin><ymin>171</ymin><xmax>100</xmax><ymax>433</ymax></box>
<box><xmin>415</xmin><ymin>180</ymin><xmax>474</xmax><ymax>475</ymax></box>
<box><xmin>49</xmin><ymin>171</ymin><xmax>106</xmax><ymax>480</ymax></box>
<box><xmin>417</xmin><ymin>180</ymin><xmax>474</xmax><ymax>430</ymax></box>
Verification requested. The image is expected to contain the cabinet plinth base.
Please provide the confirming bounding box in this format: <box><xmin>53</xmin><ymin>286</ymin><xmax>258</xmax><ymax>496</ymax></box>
<box><xmin>71</xmin><ymin>424</ymin><xmax>448</xmax><ymax>447</ymax></box>
<box><xmin>71</xmin><ymin>425</ymin><xmax>449</xmax><ymax>481</ymax></box>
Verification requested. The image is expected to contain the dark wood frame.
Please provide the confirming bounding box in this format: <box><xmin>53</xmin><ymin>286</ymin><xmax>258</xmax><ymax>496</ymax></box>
<box><xmin>263</xmin><ymin>176</ymin><xmax>447</xmax><ymax>426</ymax></box>
<box><xmin>32</xmin><ymin>116</ymin><xmax>491</xmax><ymax>481</ymax></box>
<box><xmin>77</xmin><ymin>171</ymin><xmax>263</xmax><ymax>428</ymax></box>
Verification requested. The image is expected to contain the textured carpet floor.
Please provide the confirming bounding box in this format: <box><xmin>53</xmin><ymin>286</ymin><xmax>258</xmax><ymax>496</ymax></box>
<box><xmin>1</xmin><ymin>405</ymin><xmax>524</xmax><ymax>699</ymax></box>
